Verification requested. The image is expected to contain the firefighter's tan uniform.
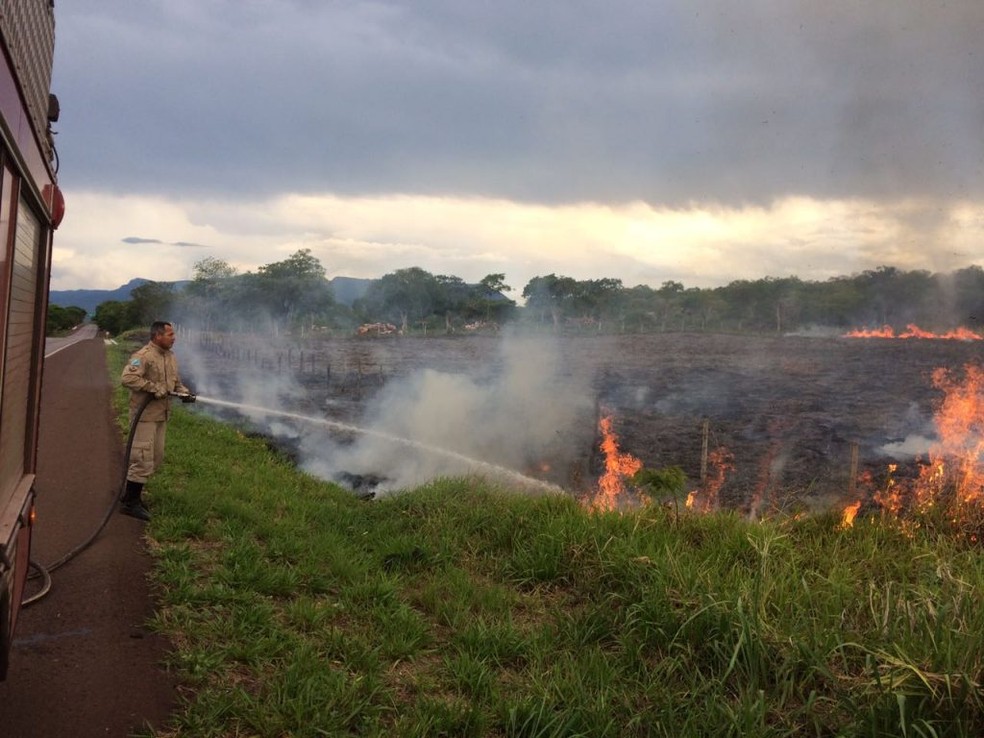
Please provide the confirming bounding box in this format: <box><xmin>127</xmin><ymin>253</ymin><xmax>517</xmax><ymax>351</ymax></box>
<box><xmin>121</xmin><ymin>341</ymin><xmax>190</xmax><ymax>483</ymax></box>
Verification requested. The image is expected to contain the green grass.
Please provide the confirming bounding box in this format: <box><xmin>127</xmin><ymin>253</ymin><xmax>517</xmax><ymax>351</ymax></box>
<box><xmin>107</xmin><ymin>344</ymin><xmax>984</xmax><ymax>737</ymax></box>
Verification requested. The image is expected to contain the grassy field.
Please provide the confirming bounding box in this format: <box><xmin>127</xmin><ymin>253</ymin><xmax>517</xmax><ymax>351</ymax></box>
<box><xmin>108</xmin><ymin>343</ymin><xmax>984</xmax><ymax>738</ymax></box>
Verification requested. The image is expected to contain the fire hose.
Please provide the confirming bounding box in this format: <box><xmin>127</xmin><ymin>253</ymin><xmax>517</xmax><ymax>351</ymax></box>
<box><xmin>21</xmin><ymin>391</ymin><xmax>195</xmax><ymax>607</ymax></box>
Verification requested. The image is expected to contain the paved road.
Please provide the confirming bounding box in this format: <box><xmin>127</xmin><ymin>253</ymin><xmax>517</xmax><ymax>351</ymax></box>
<box><xmin>0</xmin><ymin>330</ymin><xmax>175</xmax><ymax>737</ymax></box>
<box><xmin>43</xmin><ymin>322</ymin><xmax>101</xmax><ymax>357</ymax></box>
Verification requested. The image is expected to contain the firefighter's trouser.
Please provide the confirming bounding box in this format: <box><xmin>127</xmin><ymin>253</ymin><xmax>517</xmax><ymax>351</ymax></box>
<box><xmin>126</xmin><ymin>420</ymin><xmax>167</xmax><ymax>484</ymax></box>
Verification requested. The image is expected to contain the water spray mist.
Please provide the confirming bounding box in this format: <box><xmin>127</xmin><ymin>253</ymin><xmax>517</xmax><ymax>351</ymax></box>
<box><xmin>194</xmin><ymin>395</ymin><xmax>565</xmax><ymax>495</ymax></box>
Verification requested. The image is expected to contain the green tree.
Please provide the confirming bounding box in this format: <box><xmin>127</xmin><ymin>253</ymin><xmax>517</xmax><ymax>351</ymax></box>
<box><xmin>717</xmin><ymin>277</ymin><xmax>801</xmax><ymax>333</ymax></box>
<box><xmin>434</xmin><ymin>274</ymin><xmax>469</xmax><ymax>332</ymax></box>
<box><xmin>691</xmin><ymin>289</ymin><xmax>728</xmax><ymax>331</ymax></box>
<box><xmin>243</xmin><ymin>249</ymin><xmax>334</xmax><ymax>334</ymax></box>
<box><xmin>574</xmin><ymin>278</ymin><xmax>623</xmax><ymax>326</ymax></box>
<box><xmin>358</xmin><ymin>267</ymin><xmax>445</xmax><ymax>333</ymax></box>
<box><xmin>184</xmin><ymin>257</ymin><xmax>239</xmax><ymax>330</ymax></box>
<box><xmin>854</xmin><ymin>266</ymin><xmax>920</xmax><ymax>327</ymax></box>
<box><xmin>797</xmin><ymin>277</ymin><xmax>862</xmax><ymax>328</ymax></box>
<box><xmin>479</xmin><ymin>273</ymin><xmax>510</xmax><ymax>294</ymax></box>
<box><xmin>476</xmin><ymin>273</ymin><xmax>515</xmax><ymax>321</ymax></box>
<box><xmin>772</xmin><ymin>277</ymin><xmax>804</xmax><ymax>334</ymax></box>
<box><xmin>46</xmin><ymin>304</ymin><xmax>87</xmax><ymax>334</ymax></box>
<box><xmin>522</xmin><ymin>274</ymin><xmax>578</xmax><ymax>329</ymax></box>
<box><xmin>190</xmin><ymin>256</ymin><xmax>238</xmax><ymax>285</ymax></box>
<box><xmin>619</xmin><ymin>284</ymin><xmax>658</xmax><ymax>332</ymax></box>
<box><xmin>655</xmin><ymin>280</ymin><xmax>685</xmax><ymax>331</ymax></box>
<box><xmin>93</xmin><ymin>300</ymin><xmax>135</xmax><ymax>335</ymax></box>
<box><xmin>129</xmin><ymin>281</ymin><xmax>175</xmax><ymax>326</ymax></box>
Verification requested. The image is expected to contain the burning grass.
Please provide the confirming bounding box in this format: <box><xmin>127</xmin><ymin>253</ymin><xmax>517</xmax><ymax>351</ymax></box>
<box><xmin>585</xmin><ymin>360</ymin><xmax>984</xmax><ymax>551</ymax></box>
<box><xmin>843</xmin><ymin>324</ymin><xmax>984</xmax><ymax>340</ymax></box>
<box><xmin>841</xmin><ymin>363</ymin><xmax>984</xmax><ymax>543</ymax></box>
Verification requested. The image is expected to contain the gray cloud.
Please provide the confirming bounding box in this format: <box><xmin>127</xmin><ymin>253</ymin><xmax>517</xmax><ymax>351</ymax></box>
<box><xmin>123</xmin><ymin>236</ymin><xmax>207</xmax><ymax>248</ymax></box>
<box><xmin>51</xmin><ymin>1</ymin><xmax>984</xmax><ymax>208</ymax></box>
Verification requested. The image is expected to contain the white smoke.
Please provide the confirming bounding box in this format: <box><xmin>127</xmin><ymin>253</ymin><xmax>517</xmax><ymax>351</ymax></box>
<box><xmin>173</xmin><ymin>322</ymin><xmax>310</xmax><ymax>426</ymax></box>
<box><xmin>301</xmin><ymin>333</ymin><xmax>595</xmax><ymax>494</ymax></box>
<box><xmin>880</xmin><ymin>434</ymin><xmax>936</xmax><ymax>460</ymax></box>
<box><xmin>879</xmin><ymin>401</ymin><xmax>938</xmax><ymax>460</ymax></box>
<box><xmin>175</xmin><ymin>323</ymin><xmax>596</xmax><ymax>496</ymax></box>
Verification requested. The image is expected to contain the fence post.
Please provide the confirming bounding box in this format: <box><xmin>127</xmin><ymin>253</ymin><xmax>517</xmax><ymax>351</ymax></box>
<box><xmin>700</xmin><ymin>419</ymin><xmax>710</xmax><ymax>482</ymax></box>
<box><xmin>848</xmin><ymin>442</ymin><xmax>859</xmax><ymax>496</ymax></box>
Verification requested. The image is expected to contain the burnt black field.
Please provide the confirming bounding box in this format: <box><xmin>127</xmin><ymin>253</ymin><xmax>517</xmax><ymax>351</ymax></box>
<box><xmin>180</xmin><ymin>330</ymin><xmax>983</xmax><ymax>512</ymax></box>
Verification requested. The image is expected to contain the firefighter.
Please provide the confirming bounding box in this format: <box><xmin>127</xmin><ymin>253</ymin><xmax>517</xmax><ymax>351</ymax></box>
<box><xmin>119</xmin><ymin>320</ymin><xmax>195</xmax><ymax>520</ymax></box>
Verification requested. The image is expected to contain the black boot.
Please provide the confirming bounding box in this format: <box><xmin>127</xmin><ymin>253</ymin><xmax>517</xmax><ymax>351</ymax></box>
<box><xmin>120</xmin><ymin>480</ymin><xmax>150</xmax><ymax>521</ymax></box>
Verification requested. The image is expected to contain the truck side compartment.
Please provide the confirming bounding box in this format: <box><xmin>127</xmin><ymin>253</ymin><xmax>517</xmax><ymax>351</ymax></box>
<box><xmin>0</xmin><ymin>0</ymin><xmax>60</xmax><ymax>680</ymax></box>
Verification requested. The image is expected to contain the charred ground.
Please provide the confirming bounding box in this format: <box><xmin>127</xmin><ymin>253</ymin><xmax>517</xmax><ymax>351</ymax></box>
<box><xmin>179</xmin><ymin>330</ymin><xmax>980</xmax><ymax>513</ymax></box>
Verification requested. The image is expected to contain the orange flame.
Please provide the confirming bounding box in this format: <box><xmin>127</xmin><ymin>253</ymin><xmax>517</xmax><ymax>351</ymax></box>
<box><xmin>841</xmin><ymin>500</ymin><xmax>862</xmax><ymax>528</ymax></box>
<box><xmin>687</xmin><ymin>446</ymin><xmax>734</xmax><ymax>512</ymax></box>
<box><xmin>871</xmin><ymin>464</ymin><xmax>904</xmax><ymax>517</ymax></box>
<box><xmin>847</xmin><ymin>363</ymin><xmax>984</xmax><ymax>528</ymax></box>
<box><xmin>844</xmin><ymin>324</ymin><xmax>984</xmax><ymax>341</ymax></box>
<box><xmin>591</xmin><ymin>415</ymin><xmax>643</xmax><ymax>512</ymax></box>
<box><xmin>843</xmin><ymin>325</ymin><xmax>896</xmax><ymax>338</ymax></box>
<box><xmin>928</xmin><ymin>365</ymin><xmax>984</xmax><ymax>502</ymax></box>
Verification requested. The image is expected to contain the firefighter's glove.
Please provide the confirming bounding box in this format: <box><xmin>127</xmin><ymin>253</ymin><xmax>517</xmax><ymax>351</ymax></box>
<box><xmin>180</xmin><ymin>393</ymin><xmax>197</xmax><ymax>404</ymax></box>
<box><xmin>151</xmin><ymin>385</ymin><xmax>168</xmax><ymax>399</ymax></box>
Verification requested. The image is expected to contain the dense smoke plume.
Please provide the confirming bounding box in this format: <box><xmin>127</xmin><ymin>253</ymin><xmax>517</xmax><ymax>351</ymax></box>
<box><xmin>301</xmin><ymin>334</ymin><xmax>595</xmax><ymax>494</ymax></box>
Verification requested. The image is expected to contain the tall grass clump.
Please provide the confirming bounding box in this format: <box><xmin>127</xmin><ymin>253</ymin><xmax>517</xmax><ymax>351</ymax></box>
<box><xmin>107</xmin><ymin>344</ymin><xmax>984</xmax><ymax>737</ymax></box>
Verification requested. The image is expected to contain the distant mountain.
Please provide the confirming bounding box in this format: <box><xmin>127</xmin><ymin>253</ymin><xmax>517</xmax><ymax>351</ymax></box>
<box><xmin>51</xmin><ymin>276</ymin><xmax>371</xmax><ymax>314</ymax></box>
<box><xmin>48</xmin><ymin>278</ymin><xmax>190</xmax><ymax>315</ymax></box>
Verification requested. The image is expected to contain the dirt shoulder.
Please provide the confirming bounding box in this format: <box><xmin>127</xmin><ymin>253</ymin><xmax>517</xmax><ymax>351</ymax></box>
<box><xmin>0</xmin><ymin>336</ymin><xmax>176</xmax><ymax>737</ymax></box>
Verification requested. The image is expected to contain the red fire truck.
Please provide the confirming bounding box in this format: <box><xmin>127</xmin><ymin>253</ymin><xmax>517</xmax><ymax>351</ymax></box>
<box><xmin>0</xmin><ymin>0</ymin><xmax>64</xmax><ymax>679</ymax></box>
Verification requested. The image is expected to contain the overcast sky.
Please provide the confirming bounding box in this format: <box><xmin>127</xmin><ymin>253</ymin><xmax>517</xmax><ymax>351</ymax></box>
<box><xmin>49</xmin><ymin>0</ymin><xmax>984</xmax><ymax>292</ymax></box>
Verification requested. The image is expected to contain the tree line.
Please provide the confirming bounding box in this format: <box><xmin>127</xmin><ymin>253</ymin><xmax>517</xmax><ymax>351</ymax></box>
<box><xmin>47</xmin><ymin>303</ymin><xmax>87</xmax><ymax>334</ymax></box>
<box><xmin>74</xmin><ymin>249</ymin><xmax>984</xmax><ymax>336</ymax></box>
